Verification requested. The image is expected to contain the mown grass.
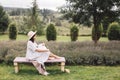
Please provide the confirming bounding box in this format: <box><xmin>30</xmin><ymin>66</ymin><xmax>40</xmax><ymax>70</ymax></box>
<box><xmin>0</xmin><ymin>34</ymin><xmax>108</xmax><ymax>42</ymax></box>
<box><xmin>0</xmin><ymin>64</ymin><xmax>120</xmax><ymax>80</ymax></box>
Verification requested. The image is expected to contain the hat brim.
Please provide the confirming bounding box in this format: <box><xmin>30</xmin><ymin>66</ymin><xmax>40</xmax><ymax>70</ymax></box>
<box><xmin>29</xmin><ymin>31</ymin><xmax>37</xmax><ymax>40</ymax></box>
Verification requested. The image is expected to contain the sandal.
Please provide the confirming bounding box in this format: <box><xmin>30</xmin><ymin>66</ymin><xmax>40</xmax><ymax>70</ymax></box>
<box><xmin>43</xmin><ymin>71</ymin><xmax>50</xmax><ymax>76</ymax></box>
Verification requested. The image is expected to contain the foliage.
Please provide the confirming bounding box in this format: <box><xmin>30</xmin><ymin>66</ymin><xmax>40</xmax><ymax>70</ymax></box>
<box><xmin>55</xmin><ymin>20</ymin><xmax>62</xmax><ymax>26</ymax></box>
<box><xmin>8</xmin><ymin>23</ymin><xmax>17</xmax><ymax>40</ymax></box>
<box><xmin>60</xmin><ymin>0</ymin><xmax>120</xmax><ymax>43</ymax></box>
<box><xmin>10</xmin><ymin>16</ymin><xmax>28</xmax><ymax>35</ymax></box>
<box><xmin>0</xmin><ymin>41</ymin><xmax>120</xmax><ymax>66</ymax></box>
<box><xmin>27</xmin><ymin>0</ymin><xmax>44</xmax><ymax>35</ymax></box>
<box><xmin>9</xmin><ymin>8</ymin><xmax>29</xmax><ymax>16</ymax></box>
<box><xmin>107</xmin><ymin>22</ymin><xmax>120</xmax><ymax>40</ymax></box>
<box><xmin>46</xmin><ymin>24</ymin><xmax>57</xmax><ymax>41</ymax></box>
<box><xmin>37</xmin><ymin>25</ymin><xmax>45</xmax><ymax>35</ymax></box>
<box><xmin>92</xmin><ymin>24</ymin><xmax>103</xmax><ymax>42</ymax></box>
<box><xmin>31</xmin><ymin>0</ymin><xmax>38</xmax><ymax>30</ymax></box>
<box><xmin>0</xmin><ymin>41</ymin><xmax>26</xmax><ymax>63</ymax></box>
<box><xmin>40</xmin><ymin>9</ymin><xmax>55</xmax><ymax>23</ymax></box>
<box><xmin>70</xmin><ymin>25</ymin><xmax>79</xmax><ymax>41</ymax></box>
<box><xmin>102</xmin><ymin>16</ymin><xmax>119</xmax><ymax>37</ymax></box>
<box><xmin>0</xmin><ymin>5</ymin><xmax>10</xmax><ymax>34</ymax></box>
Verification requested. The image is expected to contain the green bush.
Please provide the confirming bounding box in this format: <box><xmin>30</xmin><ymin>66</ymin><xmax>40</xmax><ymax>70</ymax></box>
<box><xmin>0</xmin><ymin>41</ymin><xmax>120</xmax><ymax>65</ymax></box>
<box><xmin>70</xmin><ymin>25</ymin><xmax>79</xmax><ymax>41</ymax></box>
<box><xmin>9</xmin><ymin>23</ymin><xmax>17</xmax><ymax>40</ymax></box>
<box><xmin>92</xmin><ymin>24</ymin><xmax>103</xmax><ymax>42</ymax></box>
<box><xmin>37</xmin><ymin>25</ymin><xmax>45</xmax><ymax>35</ymax></box>
<box><xmin>46</xmin><ymin>24</ymin><xmax>57</xmax><ymax>41</ymax></box>
<box><xmin>107</xmin><ymin>22</ymin><xmax>120</xmax><ymax>40</ymax></box>
<box><xmin>0</xmin><ymin>41</ymin><xmax>26</xmax><ymax>64</ymax></box>
<box><xmin>0</xmin><ymin>5</ymin><xmax>10</xmax><ymax>34</ymax></box>
<box><xmin>0</xmin><ymin>44</ymin><xmax>8</xmax><ymax>62</ymax></box>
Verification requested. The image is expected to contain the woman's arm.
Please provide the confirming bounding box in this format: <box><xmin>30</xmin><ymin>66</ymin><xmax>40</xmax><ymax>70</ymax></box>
<box><xmin>28</xmin><ymin>41</ymin><xmax>49</xmax><ymax>53</ymax></box>
<box><xmin>35</xmin><ymin>49</ymin><xmax>49</xmax><ymax>52</ymax></box>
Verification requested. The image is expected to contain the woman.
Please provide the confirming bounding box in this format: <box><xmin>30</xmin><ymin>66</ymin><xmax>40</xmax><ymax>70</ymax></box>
<box><xmin>26</xmin><ymin>31</ymin><xmax>61</xmax><ymax>76</ymax></box>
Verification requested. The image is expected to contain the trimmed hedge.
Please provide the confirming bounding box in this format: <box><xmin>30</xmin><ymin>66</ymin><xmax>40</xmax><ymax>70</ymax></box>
<box><xmin>9</xmin><ymin>23</ymin><xmax>17</xmax><ymax>40</ymax></box>
<box><xmin>46</xmin><ymin>24</ymin><xmax>57</xmax><ymax>41</ymax></box>
<box><xmin>92</xmin><ymin>24</ymin><xmax>103</xmax><ymax>42</ymax></box>
<box><xmin>0</xmin><ymin>41</ymin><xmax>120</xmax><ymax>65</ymax></box>
<box><xmin>107</xmin><ymin>22</ymin><xmax>120</xmax><ymax>40</ymax></box>
<box><xmin>70</xmin><ymin>25</ymin><xmax>79</xmax><ymax>41</ymax></box>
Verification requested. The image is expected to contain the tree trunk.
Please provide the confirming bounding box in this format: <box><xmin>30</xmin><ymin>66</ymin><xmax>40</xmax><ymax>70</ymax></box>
<box><xmin>92</xmin><ymin>2</ymin><xmax>100</xmax><ymax>45</ymax></box>
<box><xmin>93</xmin><ymin>15</ymin><xmax>98</xmax><ymax>45</ymax></box>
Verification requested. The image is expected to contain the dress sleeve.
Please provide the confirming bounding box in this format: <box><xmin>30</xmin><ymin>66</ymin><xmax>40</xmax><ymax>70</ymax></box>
<box><xmin>27</xmin><ymin>41</ymin><xmax>38</xmax><ymax>52</ymax></box>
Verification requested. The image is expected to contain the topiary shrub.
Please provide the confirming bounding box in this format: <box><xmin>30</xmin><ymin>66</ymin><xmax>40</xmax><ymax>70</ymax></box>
<box><xmin>70</xmin><ymin>25</ymin><xmax>79</xmax><ymax>41</ymax></box>
<box><xmin>9</xmin><ymin>23</ymin><xmax>17</xmax><ymax>40</ymax></box>
<box><xmin>92</xmin><ymin>23</ymin><xmax>103</xmax><ymax>43</ymax></box>
<box><xmin>46</xmin><ymin>24</ymin><xmax>57</xmax><ymax>41</ymax></box>
<box><xmin>107</xmin><ymin>22</ymin><xmax>120</xmax><ymax>40</ymax></box>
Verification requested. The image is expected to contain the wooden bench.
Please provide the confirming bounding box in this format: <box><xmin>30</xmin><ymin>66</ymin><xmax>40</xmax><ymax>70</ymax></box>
<box><xmin>13</xmin><ymin>57</ymin><xmax>66</xmax><ymax>73</ymax></box>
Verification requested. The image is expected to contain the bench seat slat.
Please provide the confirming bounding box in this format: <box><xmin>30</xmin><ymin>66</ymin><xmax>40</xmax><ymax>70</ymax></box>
<box><xmin>14</xmin><ymin>57</ymin><xmax>65</xmax><ymax>63</ymax></box>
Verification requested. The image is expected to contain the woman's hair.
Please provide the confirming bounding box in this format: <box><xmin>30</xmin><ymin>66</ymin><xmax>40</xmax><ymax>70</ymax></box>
<box><xmin>29</xmin><ymin>34</ymin><xmax>35</xmax><ymax>42</ymax></box>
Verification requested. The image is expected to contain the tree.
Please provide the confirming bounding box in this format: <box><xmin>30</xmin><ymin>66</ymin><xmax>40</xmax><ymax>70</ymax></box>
<box><xmin>9</xmin><ymin>23</ymin><xmax>17</xmax><ymax>40</ymax></box>
<box><xmin>0</xmin><ymin>5</ymin><xmax>9</xmax><ymax>34</ymax></box>
<box><xmin>31</xmin><ymin>0</ymin><xmax>38</xmax><ymax>29</ymax></box>
<box><xmin>70</xmin><ymin>25</ymin><xmax>79</xmax><ymax>41</ymax></box>
<box><xmin>41</xmin><ymin>9</ymin><xmax>50</xmax><ymax>23</ymax></box>
<box><xmin>27</xmin><ymin>0</ymin><xmax>44</xmax><ymax>35</ymax></box>
<box><xmin>46</xmin><ymin>24</ymin><xmax>57</xmax><ymax>41</ymax></box>
<box><xmin>107</xmin><ymin>22</ymin><xmax>120</xmax><ymax>40</ymax></box>
<box><xmin>40</xmin><ymin>9</ymin><xmax>55</xmax><ymax>24</ymax></box>
<box><xmin>60</xmin><ymin>0</ymin><xmax>120</xmax><ymax>44</ymax></box>
<box><xmin>102</xmin><ymin>14</ymin><xmax>120</xmax><ymax>37</ymax></box>
<box><xmin>92</xmin><ymin>23</ymin><xmax>103</xmax><ymax>41</ymax></box>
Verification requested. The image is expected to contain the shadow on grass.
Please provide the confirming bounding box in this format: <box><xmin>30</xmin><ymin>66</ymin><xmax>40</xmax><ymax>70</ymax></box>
<box><xmin>13</xmin><ymin>69</ymin><xmax>39</xmax><ymax>76</ymax></box>
<box><xmin>47</xmin><ymin>69</ymin><xmax>66</xmax><ymax>75</ymax></box>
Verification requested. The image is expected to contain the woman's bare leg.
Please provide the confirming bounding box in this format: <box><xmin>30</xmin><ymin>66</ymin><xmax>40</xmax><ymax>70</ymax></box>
<box><xmin>49</xmin><ymin>52</ymin><xmax>61</xmax><ymax>59</ymax></box>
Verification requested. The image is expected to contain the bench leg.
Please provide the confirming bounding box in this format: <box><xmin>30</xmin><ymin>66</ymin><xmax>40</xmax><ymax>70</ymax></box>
<box><xmin>61</xmin><ymin>62</ymin><xmax>65</xmax><ymax>72</ymax></box>
<box><xmin>14</xmin><ymin>62</ymin><xmax>19</xmax><ymax>73</ymax></box>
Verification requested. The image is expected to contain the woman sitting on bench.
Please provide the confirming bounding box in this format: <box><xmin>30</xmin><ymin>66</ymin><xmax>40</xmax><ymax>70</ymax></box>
<box><xmin>26</xmin><ymin>31</ymin><xmax>61</xmax><ymax>76</ymax></box>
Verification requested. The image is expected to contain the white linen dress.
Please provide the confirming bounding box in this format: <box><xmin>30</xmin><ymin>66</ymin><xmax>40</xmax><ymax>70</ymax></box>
<box><xmin>26</xmin><ymin>41</ymin><xmax>50</xmax><ymax>66</ymax></box>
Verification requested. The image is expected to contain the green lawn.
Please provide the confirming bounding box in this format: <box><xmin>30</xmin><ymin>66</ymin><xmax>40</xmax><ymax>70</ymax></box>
<box><xmin>0</xmin><ymin>34</ymin><xmax>108</xmax><ymax>42</ymax></box>
<box><xmin>0</xmin><ymin>64</ymin><xmax>120</xmax><ymax>80</ymax></box>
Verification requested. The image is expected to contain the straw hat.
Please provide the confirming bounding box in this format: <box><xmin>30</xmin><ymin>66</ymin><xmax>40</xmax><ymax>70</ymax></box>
<box><xmin>27</xmin><ymin>31</ymin><xmax>37</xmax><ymax>40</ymax></box>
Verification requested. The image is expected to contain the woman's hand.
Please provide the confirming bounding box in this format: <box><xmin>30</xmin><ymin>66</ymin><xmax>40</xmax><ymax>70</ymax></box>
<box><xmin>44</xmin><ymin>49</ymin><xmax>49</xmax><ymax>52</ymax></box>
<box><xmin>41</xmin><ymin>43</ymin><xmax>45</xmax><ymax>46</ymax></box>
